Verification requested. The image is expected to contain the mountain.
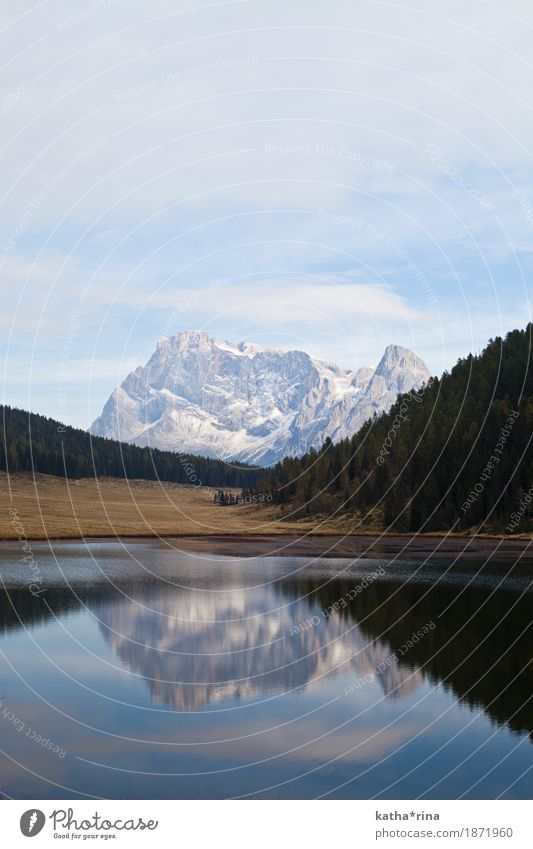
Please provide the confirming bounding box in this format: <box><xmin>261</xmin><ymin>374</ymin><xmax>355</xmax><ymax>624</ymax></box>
<box><xmin>0</xmin><ymin>405</ymin><xmax>264</xmax><ymax>487</ymax></box>
<box><xmin>90</xmin><ymin>330</ymin><xmax>431</xmax><ymax>465</ymax></box>
<box><xmin>263</xmin><ymin>325</ymin><xmax>533</xmax><ymax>533</ymax></box>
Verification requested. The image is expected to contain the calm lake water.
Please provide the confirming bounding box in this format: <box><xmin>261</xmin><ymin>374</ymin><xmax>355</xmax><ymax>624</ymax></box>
<box><xmin>0</xmin><ymin>539</ymin><xmax>532</xmax><ymax>799</ymax></box>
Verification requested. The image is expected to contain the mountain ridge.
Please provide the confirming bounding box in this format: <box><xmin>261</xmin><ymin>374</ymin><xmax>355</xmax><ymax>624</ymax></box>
<box><xmin>262</xmin><ymin>324</ymin><xmax>533</xmax><ymax>534</ymax></box>
<box><xmin>91</xmin><ymin>331</ymin><xmax>431</xmax><ymax>465</ymax></box>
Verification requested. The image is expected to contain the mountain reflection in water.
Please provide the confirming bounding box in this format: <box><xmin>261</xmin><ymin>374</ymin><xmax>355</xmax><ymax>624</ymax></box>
<box><xmin>0</xmin><ymin>543</ymin><xmax>532</xmax><ymax>799</ymax></box>
<box><xmin>1</xmin><ymin>552</ymin><xmax>530</xmax><ymax>738</ymax></box>
<box><xmin>94</xmin><ymin>582</ymin><xmax>423</xmax><ymax>709</ymax></box>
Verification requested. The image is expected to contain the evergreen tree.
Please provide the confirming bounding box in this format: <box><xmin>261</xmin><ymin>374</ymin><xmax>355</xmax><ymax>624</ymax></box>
<box><xmin>0</xmin><ymin>406</ymin><xmax>267</xmax><ymax>490</ymax></box>
<box><xmin>262</xmin><ymin>324</ymin><xmax>533</xmax><ymax>534</ymax></box>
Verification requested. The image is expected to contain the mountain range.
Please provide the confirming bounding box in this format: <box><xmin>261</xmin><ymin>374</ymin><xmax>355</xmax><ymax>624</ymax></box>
<box><xmin>90</xmin><ymin>330</ymin><xmax>431</xmax><ymax>465</ymax></box>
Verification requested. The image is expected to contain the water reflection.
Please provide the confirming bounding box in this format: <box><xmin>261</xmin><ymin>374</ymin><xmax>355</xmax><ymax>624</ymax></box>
<box><xmin>0</xmin><ymin>545</ymin><xmax>532</xmax><ymax>799</ymax></box>
<box><xmin>94</xmin><ymin>583</ymin><xmax>422</xmax><ymax>709</ymax></box>
<box><xmin>348</xmin><ymin>579</ymin><xmax>533</xmax><ymax>741</ymax></box>
<box><xmin>2</xmin><ymin>560</ymin><xmax>531</xmax><ymax>738</ymax></box>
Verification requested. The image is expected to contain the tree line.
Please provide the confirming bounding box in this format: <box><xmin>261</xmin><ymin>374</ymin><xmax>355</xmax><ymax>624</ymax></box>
<box><xmin>0</xmin><ymin>405</ymin><xmax>267</xmax><ymax>489</ymax></box>
<box><xmin>260</xmin><ymin>325</ymin><xmax>533</xmax><ymax>533</ymax></box>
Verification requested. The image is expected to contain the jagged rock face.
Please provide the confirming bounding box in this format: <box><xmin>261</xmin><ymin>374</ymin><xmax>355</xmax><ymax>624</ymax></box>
<box><xmin>90</xmin><ymin>330</ymin><xmax>431</xmax><ymax>465</ymax></box>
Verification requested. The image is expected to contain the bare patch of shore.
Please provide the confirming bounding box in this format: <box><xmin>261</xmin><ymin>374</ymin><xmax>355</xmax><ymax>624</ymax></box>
<box><xmin>173</xmin><ymin>533</ymin><xmax>533</xmax><ymax>564</ymax></box>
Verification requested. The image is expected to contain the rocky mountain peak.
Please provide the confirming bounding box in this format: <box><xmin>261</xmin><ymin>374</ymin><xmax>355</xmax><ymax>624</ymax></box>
<box><xmin>91</xmin><ymin>332</ymin><xmax>431</xmax><ymax>465</ymax></box>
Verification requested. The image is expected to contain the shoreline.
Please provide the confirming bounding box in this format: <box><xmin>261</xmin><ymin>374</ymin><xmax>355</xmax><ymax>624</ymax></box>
<box><xmin>0</xmin><ymin>529</ymin><xmax>531</xmax><ymax>541</ymax></box>
<box><xmin>2</xmin><ymin>531</ymin><xmax>531</xmax><ymax>564</ymax></box>
<box><xmin>1</xmin><ymin>473</ymin><xmax>531</xmax><ymax>562</ymax></box>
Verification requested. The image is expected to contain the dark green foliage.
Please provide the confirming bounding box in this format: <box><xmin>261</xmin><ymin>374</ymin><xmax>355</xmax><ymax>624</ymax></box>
<box><xmin>3</xmin><ymin>577</ymin><xmax>530</xmax><ymax>736</ymax></box>
<box><xmin>214</xmin><ymin>490</ymin><xmax>237</xmax><ymax>505</ymax></box>
<box><xmin>0</xmin><ymin>405</ymin><xmax>267</xmax><ymax>489</ymax></box>
<box><xmin>264</xmin><ymin>325</ymin><xmax>533</xmax><ymax>533</ymax></box>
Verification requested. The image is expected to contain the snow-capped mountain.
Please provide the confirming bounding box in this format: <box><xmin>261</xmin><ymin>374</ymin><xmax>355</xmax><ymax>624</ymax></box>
<box><xmin>90</xmin><ymin>330</ymin><xmax>431</xmax><ymax>465</ymax></box>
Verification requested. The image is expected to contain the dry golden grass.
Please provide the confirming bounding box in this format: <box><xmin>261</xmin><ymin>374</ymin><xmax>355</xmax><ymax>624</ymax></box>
<box><xmin>1</xmin><ymin>471</ymin><xmax>360</xmax><ymax>540</ymax></box>
<box><xmin>2</xmin><ymin>472</ymin><xmax>525</xmax><ymax>542</ymax></box>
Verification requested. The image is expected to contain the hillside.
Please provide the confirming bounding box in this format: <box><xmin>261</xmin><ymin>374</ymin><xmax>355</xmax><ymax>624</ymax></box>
<box><xmin>0</xmin><ymin>405</ymin><xmax>266</xmax><ymax>488</ymax></box>
<box><xmin>261</xmin><ymin>325</ymin><xmax>533</xmax><ymax>534</ymax></box>
<box><xmin>0</xmin><ymin>472</ymin><xmax>274</xmax><ymax>539</ymax></box>
<box><xmin>0</xmin><ymin>472</ymin><xmax>369</xmax><ymax>540</ymax></box>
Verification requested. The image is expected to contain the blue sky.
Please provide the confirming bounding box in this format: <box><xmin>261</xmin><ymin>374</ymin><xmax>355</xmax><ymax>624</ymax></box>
<box><xmin>1</xmin><ymin>0</ymin><xmax>532</xmax><ymax>428</ymax></box>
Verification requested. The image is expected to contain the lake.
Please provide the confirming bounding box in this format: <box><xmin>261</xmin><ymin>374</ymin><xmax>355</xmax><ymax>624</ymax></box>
<box><xmin>0</xmin><ymin>538</ymin><xmax>532</xmax><ymax>799</ymax></box>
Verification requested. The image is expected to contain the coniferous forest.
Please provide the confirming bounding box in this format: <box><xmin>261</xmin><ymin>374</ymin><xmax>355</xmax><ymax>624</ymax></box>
<box><xmin>2</xmin><ymin>326</ymin><xmax>532</xmax><ymax>534</ymax></box>
<box><xmin>259</xmin><ymin>325</ymin><xmax>533</xmax><ymax>533</ymax></box>
<box><xmin>0</xmin><ymin>405</ymin><xmax>266</xmax><ymax>489</ymax></box>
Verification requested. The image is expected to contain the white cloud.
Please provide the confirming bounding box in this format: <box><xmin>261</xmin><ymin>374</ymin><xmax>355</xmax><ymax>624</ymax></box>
<box><xmin>1</xmin><ymin>0</ymin><xmax>532</xmax><ymax>231</ymax></box>
<box><xmin>1</xmin><ymin>0</ymin><xmax>532</xmax><ymax>423</ymax></box>
<box><xmin>134</xmin><ymin>276</ymin><xmax>426</xmax><ymax>325</ymax></box>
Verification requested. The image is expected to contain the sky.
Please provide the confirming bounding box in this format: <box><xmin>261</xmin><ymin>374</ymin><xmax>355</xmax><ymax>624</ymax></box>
<box><xmin>1</xmin><ymin>0</ymin><xmax>532</xmax><ymax>428</ymax></box>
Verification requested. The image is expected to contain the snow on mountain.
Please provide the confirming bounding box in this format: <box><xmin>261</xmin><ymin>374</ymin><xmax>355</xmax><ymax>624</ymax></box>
<box><xmin>90</xmin><ymin>330</ymin><xmax>431</xmax><ymax>465</ymax></box>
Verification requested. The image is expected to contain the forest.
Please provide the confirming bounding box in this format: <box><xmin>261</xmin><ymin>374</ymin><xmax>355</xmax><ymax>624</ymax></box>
<box><xmin>256</xmin><ymin>325</ymin><xmax>533</xmax><ymax>533</ymax></box>
<box><xmin>0</xmin><ymin>405</ymin><xmax>266</xmax><ymax>489</ymax></box>
<box><xmin>2</xmin><ymin>326</ymin><xmax>531</xmax><ymax>534</ymax></box>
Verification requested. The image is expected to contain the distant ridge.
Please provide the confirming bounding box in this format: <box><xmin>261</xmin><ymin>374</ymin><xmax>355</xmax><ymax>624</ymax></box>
<box><xmin>91</xmin><ymin>331</ymin><xmax>431</xmax><ymax>465</ymax></box>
